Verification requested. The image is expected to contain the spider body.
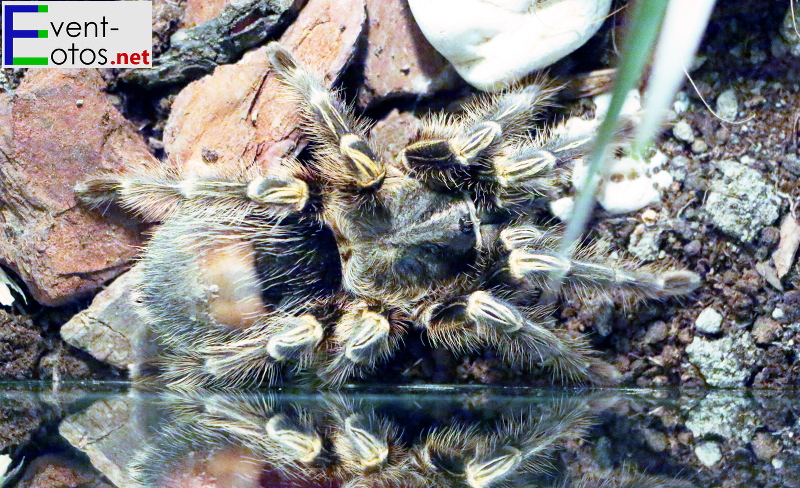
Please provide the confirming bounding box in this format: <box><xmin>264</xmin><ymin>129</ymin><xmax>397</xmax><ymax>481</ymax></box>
<box><xmin>76</xmin><ymin>43</ymin><xmax>700</xmax><ymax>388</ymax></box>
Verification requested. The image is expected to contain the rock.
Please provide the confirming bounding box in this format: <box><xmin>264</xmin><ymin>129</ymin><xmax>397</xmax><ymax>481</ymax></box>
<box><xmin>715</xmin><ymin>89</ymin><xmax>739</xmax><ymax>120</ymax></box>
<box><xmin>164</xmin><ymin>0</ymin><xmax>366</xmax><ymax>170</ymax></box>
<box><xmin>773</xmin><ymin>5</ymin><xmax>800</xmax><ymax>57</ymax></box>
<box><xmin>0</xmin><ymin>70</ymin><xmax>149</xmax><ymax>306</ymax></box>
<box><xmin>781</xmin><ymin>290</ymin><xmax>800</xmax><ymax>322</ymax></box>
<box><xmin>694</xmin><ymin>440</ymin><xmax>722</xmax><ymax>467</ymax></box>
<box><xmin>550</xmin><ymin>197</ymin><xmax>575</xmax><ymax>221</ymax></box>
<box><xmin>752</xmin><ymin>316</ymin><xmax>781</xmax><ymax>345</ymax></box>
<box><xmin>16</xmin><ymin>455</ymin><xmax>114</xmax><ymax>488</ymax></box>
<box><xmin>703</xmin><ymin>160</ymin><xmax>780</xmax><ymax>243</ymax></box>
<box><xmin>407</xmin><ymin>0</ymin><xmax>612</xmax><ymax>91</ymax></box>
<box><xmin>691</xmin><ymin>138</ymin><xmax>708</xmax><ymax>154</ymax></box>
<box><xmin>60</xmin><ymin>267</ymin><xmax>144</xmax><ymax>370</ymax></box>
<box><xmin>182</xmin><ymin>0</ymin><xmax>229</xmax><ymax>27</ymax></box>
<box><xmin>60</xmin><ymin>396</ymin><xmax>143</xmax><ymax>488</ymax></box>
<box><xmin>672</xmin><ymin>120</ymin><xmax>695</xmax><ymax>143</ymax></box>
<box><xmin>685</xmin><ymin>333</ymin><xmax>759</xmax><ymax>388</ymax></box>
<box><xmin>685</xmin><ymin>391</ymin><xmax>757</xmax><ymax>442</ymax></box>
<box><xmin>358</xmin><ymin>0</ymin><xmax>460</xmax><ymax>106</ymax></box>
<box><xmin>752</xmin><ymin>432</ymin><xmax>782</xmax><ymax>461</ymax></box>
<box><xmin>123</xmin><ymin>0</ymin><xmax>304</xmax><ymax>88</ymax></box>
<box><xmin>695</xmin><ymin>307</ymin><xmax>723</xmax><ymax>335</ymax></box>
<box><xmin>643</xmin><ymin>321</ymin><xmax>669</xmax><ymax>345</ymax></box>
<box><xmin>627</xmin><ymin>224</ymin><xmax>663</xmax><ymax>262</ymax></box>
<box><xmin>369</xmin><ymin>109</ymin><xmax>422</xmax><ymax>164</ymax></box>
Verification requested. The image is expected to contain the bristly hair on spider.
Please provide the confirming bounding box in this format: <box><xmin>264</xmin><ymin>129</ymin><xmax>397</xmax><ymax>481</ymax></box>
<box><xmin>75</xmin><ymin>42</ymin><xmax>700</xmax><ymax>389</ymax></box>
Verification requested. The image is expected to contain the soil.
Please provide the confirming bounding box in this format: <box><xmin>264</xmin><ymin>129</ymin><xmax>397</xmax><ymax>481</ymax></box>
<box><xmin>1</xmin><ymin>0</ymin><xmax>799</xmax><ymax>487</ymax></box>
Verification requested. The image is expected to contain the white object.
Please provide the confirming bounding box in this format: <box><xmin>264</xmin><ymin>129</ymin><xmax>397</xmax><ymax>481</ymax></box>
<box><xmin>408</xmin><ymin>0</ymin><xmax>612</xmax><ymax>91</ymax></box>
<box><xmin>572</xmin><ymin>151</ymin><xmax>672</xmax><ymax>214</ymax></box>
<box><xmin>633</xmin><ymin>0</ymin><xmax>716</xmax><ymax>153</ymax></box>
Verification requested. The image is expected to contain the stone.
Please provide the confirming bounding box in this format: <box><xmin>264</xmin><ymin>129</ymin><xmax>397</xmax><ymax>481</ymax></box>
<box><xmin>163</xmin><ymin>0</ymin><xmax>366</xmax><ymax>170</ymax></box>
<box><xmin>0</xmin><ymin>70</ymin><xmax>149</xmax><ymax>306</ymax></box>
<box><xmin>358</xmin><ymin>0</ymin><xmax>460</xmax><ymax>106</ymax></box>
<box><xmin>627</xmin><ymin>224</ymin><xmax>663</xmax><ymax>262</ymax></box>
<box><xmin>59</xmin><ymin>396</ymin><xmax>142</xmax><ymax>488</ymax></box>
<box><xmin>694</xmin><ymin>440</ymin><xmax>722</xmax><ymax>467</ymax></box>
<box><xmin>123</xmin><ymin>0</ymin><xmax>303</xmax><ymax>88</ymax></box>
<box><xmin>752</xmin><ymin>316</ymin><xmax>781</xmax><ymax>345</ymax></box>
<box><xmin>715</xmin><ymin>89</ymin><xmax>739</xmax><ymax>120</ymax></box>
<box><xmin>685</xmin><ymin>333</ymin><xmax>759</xmax><ymax>388</ymax></box>
<box><xmin>368</xmin><ymin>109</ymin><xmax>422</xmax><ymax>164</ymax></box>
<box><xmin>752</xmin><ymin>432</ymin><xmax>782</xmax><ymax>461</ymax></box>
<box><xmin>672</xmin><ymin>119</ymin><xmax>695</xmax><ymax>143</ymax></box>
<box><xmin>685</xmin><ymin>391</ymin><xmax>757</xmax><ymax>442</ymax></box>
<box><xmin>694</xmin><ymin>307</ymin><xmax>723</xmax><ymax>334</ymax></box>
<box><xmin>703</xmin><ymin>160</ymin><xmax>780</xmax><ymax>243</ymax></box>
<box><xmin>60</xmin><ymin>267</ymin><xmax>144</xmax><ymax>370</ymax></box>
<box><xmin>16</xmin><ymin>455</ymin><xmax>114</xmax><ymax>488</ymax></box>
<box><xmin>407</xmin><ymin>0</ymin><xmax>612</xmax><ymax>91</ymax></box>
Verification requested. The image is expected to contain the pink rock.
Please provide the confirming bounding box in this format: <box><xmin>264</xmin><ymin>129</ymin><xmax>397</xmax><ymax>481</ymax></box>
<box><xmin>164</xmin><ymin>0</ymin><xmax>367</xmax><ymax>171</ymax></box>
<box><xmin>359</xmin><ymin>0</ymin><xmax>460</xmax><ymax>106</ymax></box>
<box><xmin>0</xmin><ymin>69</ymin><xmax>151</xmax><ymax>306</ymax></box>
<box><xmin>181</xmin><ymin>0</ymin><xmax>229</xmax><ymax>28</ymax></box>
<box><xmin>369</xmin><ymin>109</ymin><xmax>421</xmax><ymax>165</ymax></box>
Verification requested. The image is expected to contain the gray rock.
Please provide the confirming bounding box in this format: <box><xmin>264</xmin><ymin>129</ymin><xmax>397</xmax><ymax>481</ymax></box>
<box><xmin>774</xmin><ymin>5</ymin><xmax>800</xmax><ymax>57</ymax></box>
<box><xmin>695</xmin><ymin>307</ymin><xmax>723</xmax><ymax>334</ymax></box>
<box><xmin>60</xmin><ymin>395</ymin><xmax>143</xmax><ymax>488</ymax></box>
<box><xmin>695</xmin><ymin>441</ymin><xmax>722</xmax><ymax>467</ymax></box>
<box><xmin>121</xmin><ymin>0</ymin><xmax>302</xmax><ymax>88</ymax></box>
<box><xmin>60</xmin><ymin>267</ymin><xmax>144</xmax><ymax>370</ymax></box>
<box><xmin>685</xmin><ymin>333</ymin><xmax>759</xmax><ymax>387</ymax></box>
<box><xmin>672</xmin><ymin>120</ymin><xmax>695</xmax><ymax>143</ymax></box>
<box><xmin>715</xmin><ymin>89</ymin><xmax>739</xmax><ymax>120</ymax></box>
<box><xmin>627</xmin><ymin>224</ymin><xmax>663</xmax><ymax>261</ymax></box>
<box><xmin>703</xmin><ymin>160</ymin><xmax>780</xmax><ymax>243</ymax></box>
<box><xmin>685</xmin><ymin>390</ymin><xmax>758</xmax><ymax>442</ymax></box>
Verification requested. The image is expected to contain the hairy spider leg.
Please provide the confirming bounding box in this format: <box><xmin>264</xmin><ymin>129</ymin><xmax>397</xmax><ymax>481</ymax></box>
<box><xmin>420</xmin><ymin>289</ymin><xmax>621</xmax><ymax>385</ymax></box>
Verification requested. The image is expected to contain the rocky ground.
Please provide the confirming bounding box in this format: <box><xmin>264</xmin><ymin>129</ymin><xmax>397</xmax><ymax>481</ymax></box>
<box><xmin>0</xmin><ymin>0</ymin><xmax>799</xmax><ymax>486</ymax></box>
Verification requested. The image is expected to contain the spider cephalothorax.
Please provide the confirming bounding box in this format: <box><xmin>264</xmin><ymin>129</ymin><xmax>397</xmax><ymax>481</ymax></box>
<box><xmin>76</xmin><ymin>43</ymin><xmax>700</xmax><ymax>388</ymax></box>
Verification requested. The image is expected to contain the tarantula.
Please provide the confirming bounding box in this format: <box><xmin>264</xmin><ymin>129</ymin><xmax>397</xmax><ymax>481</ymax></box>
<box><xmin>121</xmin><ymin>392</ymin><xmax>693</xmax><ymax>488</ymax></box>
<box><xmin>77</xmin><ymin>43</ymin><xmax>700</xmax><ymax>388</ymax></box>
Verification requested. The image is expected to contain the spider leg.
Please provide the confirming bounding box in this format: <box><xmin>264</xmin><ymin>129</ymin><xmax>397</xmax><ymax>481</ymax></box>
<box><xmin>421</xmin><ymin>290</ymin><xmax>620</xmax><ymax>385</ymax></box>
<box><xmin>500</xmin><ymin>227</ymin><xmax>701</xmax><ymax>301</ymax></box>
<box><xmin>317</xmin><ymin>302</ymin><xmax>406</xmax><ymax>386</ymax></box>
<box><xmin>75</xmin><ymin>163</ymin><xmax>310</xmax><ymax>221</ymax></box>
<box><xmin>153</xmin><ymin>312</ymin><xmax>325</xmax><ymax>389</ymax></box>
<box><xmin>267</xmin><ymin>43</ymin><xmax>385</xmax><ymax>194</ymax></box>
<box><xmin>401</xmin><ymin>81</ymin><xmax>557</xmax><ymax>193</ymax></box>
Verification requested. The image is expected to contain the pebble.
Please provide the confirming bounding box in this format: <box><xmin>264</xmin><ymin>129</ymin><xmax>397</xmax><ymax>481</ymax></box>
<box><xmin>628</xmin><ymin>224</ymin><xmax>662</xmax><ymax>262</ymax></box>
<box><xmin>695</xmin><ymin>307</ymin><xmax>723</xmax><ymax>334</ymax></box>
<box><xmin>752</xmin><ymin>316</ymin><xmax>781</xmax><ymax>345</ymax></box>
<box><xmin>408</xmin><ymin>0</ymin><xmax>612</xmax><ymax>91</ymax></box>
<box><xmin>672</xmin><ymin>119</ymin><xmax>695</xmax><ymax>143</ymax></box>
<box><xmin>691</xmin><ymin>138</ymin><xmax>708</xmax><ymax>154</ymax></box>
<box><xmin>695</xmin><ymin>441</ymin><xmax>722</xmax><ymax>467</ymax></box>
<box><xmin>685</xmin><ymin>333</ymin><xmax>759</xmax><ymax>387</ymax></box>
<box><xmin>703</xmin><ymin>160</ymin><xmax>780</xmax><ymax>243</ymax></box>
<box><xmin>772</xmin><ymin>308</ymin><xmax>785</xmax><ymax>320</ymax></box>
<box><xmin>715</xmin><ymin>89</ymin><xmax>739</xmax><ymax>120</ymax></box>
